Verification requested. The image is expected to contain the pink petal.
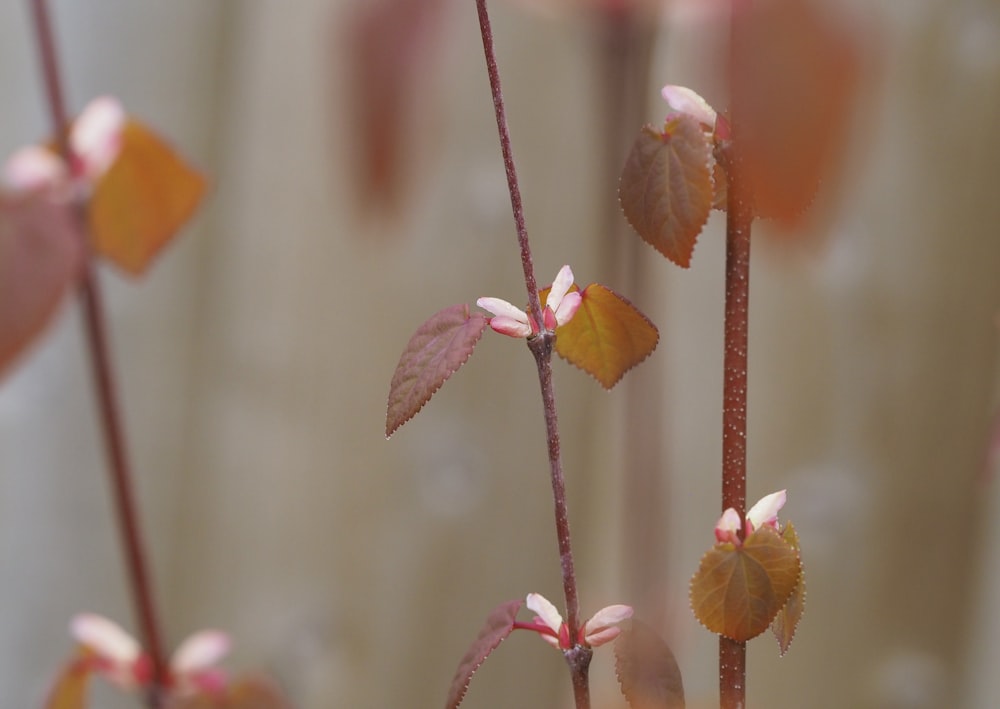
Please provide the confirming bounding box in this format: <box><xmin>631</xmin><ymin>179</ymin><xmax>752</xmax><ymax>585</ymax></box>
<box><xmin>71</xmin><ymin>96</ymin><xmax>125</xmax><ymax>181</ymax></box>
<box><xmin>71</xmin><ymin>613</ymin><xmax>141</xmax><ymax>665</ymax></box>
<box><xmin>661</xmin><ymin>85</ymin><xmax>718</xmax><ymax>128</ymax></box>
<box><xmin>525</xmin><ymin>593</ymin><xmax>564</xmax><ymax>636</ymax></box>
<box><xmin>488</xmin><ymin>316</ymin><xmax>533</xmax><ymax>338</ymax></box>
<box><xmin>171</xmin><ymin>630</ymin><xmax>230</xmax><ymax>677</ymax></box>
<box><xmin>582</xmin><ymin>604</ymin><xmax>633</xmax><ymax>647</ymax></box>
<box><xmin>476</xmin><ymin>297</ymin><xmax>528</xmax><ymax>323</ymax></box>
<box><xmin>554</xmin><ymin>291</ymin><xmax>582</xmax><ymax>327</ymax></box>
<box><xmin>746</xmin><ymin>489</ymin><xmax>786</xmax><ymax>532</ymax></box>
<box><xmin>546</xmin><ymin>265</ymin><xmax>575</xmax><ymax>313</ymax></box>
<box><xmin>714</xmin><ymin>507</ymin><xmax>742</xmax><ymax>544</ymax></box>
<box><xmin>2</xmin><ymin>146</ymin><xmax>66</xmax><ymax>193</ymax></box>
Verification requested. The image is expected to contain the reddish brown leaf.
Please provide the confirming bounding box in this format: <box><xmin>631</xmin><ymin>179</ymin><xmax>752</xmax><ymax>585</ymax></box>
<box><xmin>89</xmin><ymin>119</ymin><xmax>207</xmax><ymax>275</ymax></box>
<box><xmin>44</xmin><ymin>659</ymin><xmax>90</xmax><ymax>709</ymax></box>
<box><xmin>619</xmin><ymin>115</ymin><xmax>714</xmax><ymax>267</ymax></box>
<box><xmin>0</xmin><ymin>193</ymin><xmax>83</xmax><ymax>380</ymax></box>
<box><xmin>386</xmin><ymin>304</ymin><xmax>488</xmax><ymax>437</ymax></box>
<box><xmin>729</xmin><ymin>0</ymin><xmax>860</xmax><ymax>223</ymax></box>
<box><xmin>771</xmin><ymin>522</ymin><xmax>806</xmax><ymax>655</ymax></box>
<box><xmin>445</xmin><ymin>599</ymin><xmax>522</xmax><ymax>709</ymax></box>
<box><xmin>550</xmin><ymin>283</ymin><xmax>659</xmax><ymax>389</ymax></box>
<box><xmin>689</xmin><ymin>525</ymin><xmax>801</xmax><ymax>642</ymax></box>
<box><xmin>341</xmin><ymin>0</ymin><xmax>448</xmax><ymax>217</ymax></box>
<box><xmin>614</xmin><ymin>620</ymin><xmax>685</xmax><ymax>709</ymax></box>
<box><xmin>166</xmin><ymin>676</ymin><xmax>292</xmax><ymax>708</ymax></box>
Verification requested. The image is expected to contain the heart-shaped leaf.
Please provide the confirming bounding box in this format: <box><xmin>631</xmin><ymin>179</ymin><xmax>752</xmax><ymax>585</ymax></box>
<box><xmin>445</xmin><ymin>599</ymin><xmax>522</xmax><ymax>709</ymax></box>
<box><xmin>689</xmin><ymin>525</ymin><xmax>801</xmax><ymax>642</ymax></box>
<box><xmin>0</xmin><ymin>193</ymin><xmax>83</xmax><ymax>380</ymax></box>
<box><xmin>166</xmin><ymin>676</ymin><xmax>292</xmax><ymax>708</ymax></box>
<box><xmin>730</xmin><ymin>0</ymin><xmax>859</xmax><ymax>223</ymax></box>
<box><xmin>89</xmin><ymin>118</ymin><xmax>207</xmax><ymax>275</ymax></box>
<box><xmin>44</xmin><ymin>659</ymin><xmax>90</xmax><ymax>709</ymax></box>
<box><xmin>549</xmin><ymin>283</ymin><xmax>659</xmax><ymax>389</ymax></box>
<box><xmin>619</xmin><ymin>114</ymin><xmax>713</xmax><ymax>267</ymax></box>
<box><xmin>386</xmin><ymin>304</ymin><xmax>488</xmax><ymax>437</ymax></box>
<box><xmin>614</xmin><ymin>619</ymin><xmax>685</xmax><ymax>709</ymax></box>
<box><xmin>770</xmin><ymin>521</ymin><xmax>806</xmax><ymax>655</ymax></box>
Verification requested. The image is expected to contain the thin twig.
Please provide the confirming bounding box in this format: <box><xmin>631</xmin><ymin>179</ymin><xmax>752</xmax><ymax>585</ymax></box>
<box><xmin>29</xmin><ymin>1</ymin><xmax>167</xmax><ymax>703</ymax></box>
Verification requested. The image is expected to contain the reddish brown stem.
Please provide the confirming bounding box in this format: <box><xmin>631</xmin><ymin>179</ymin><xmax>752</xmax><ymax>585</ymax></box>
<box><xmin>475</xmin><ymin>2</ymin><xmax>587</xmax><ymax>706</ymax></box>
<box><xmin>29</xmin><ymin>1</ymin><xmax>168</xmax><ymax>703</ymax></box>
<box><xmin>719</xmin><ymin>140</ymin><xmax>752</xmax><ymax>707</ymax></box>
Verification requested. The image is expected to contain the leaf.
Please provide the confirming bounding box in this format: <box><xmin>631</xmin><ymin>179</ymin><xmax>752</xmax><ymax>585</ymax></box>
<box><xmin>89</xmin><ymin>118</ymin><xmax>207</xmax><ymax>275</ymax></box>
<box><xmin>619</xmin><ymin>115</ymin><xmax>714</xmax><ymax>267</ymax></box>
<box><xmin>166</xmin><ymin>676</ymin><xmax>292</xmax><ymax>708</ymax></box>
<box><xmin>44</xmin><ymin>659</ymin><xmax>90</xmax><ymax>709</ymax></box>
<box><xmin>0</xmin><ymin>193</ymin><xmax>84</xmax><ymax>380</ymax></box>
<box><xmin>549</xmin><ymin>284</ymin><xmax>659</xmax><ymax>389</ymax></box>
<box><xmin>614</xmin><ymin>620</ymin><xmax>685</xmax><ymax>709</ymax></box>
<box><xmin>771</xmin><ymin>522</ymin><xmax>806</xmax><ymax>655</ymax></box>
<box><xmin>729</xmin><ymin>0</ymin><xmax>860</xmax><ymax>223</ymax></box>
<box><xmin>445</xmin><ymin>599</ymin><xmax>522</xmax><ymax>709</ymax></box>
<box><xmin>689</xmin><ymin>525</ymin><xmax>801</xmax><ymax>642</ymax></box>
<box><xmin>386</xmin><ymin>304</ymin><xmax>488</xmax><ymax>437</ymax></box>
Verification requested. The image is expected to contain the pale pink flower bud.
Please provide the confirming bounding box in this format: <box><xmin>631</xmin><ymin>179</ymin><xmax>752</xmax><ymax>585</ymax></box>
<box><xmin>581</xmin><ymin>604</ymin><xmax>633</xmax><ymax>647</ymax></box>
<box><xmin>71</xmin><ymin>96</ymin><xmax>126</xmax><ymax>182</ymax></box>
<box><xmin>661</xmin><ymin>85</ymin><xmax>718</xmax><ymax>130</ymax></box>
<box><xmin>2</xmin><ymin>146</ymin><xmax>66</xmax><ymax>192</ymax></box>
<box><xmin>746</xmin><ymin>489</ymin><xmax>786</xmax><ymax>533</ymax></box>
<box><xmin>714</xmin><ymin>507</ymin><xmax>742</xmax><ymax>545</ymax></box>
<box><xmin>70</xmin><ymin>613</ymin><xmax>142</xmax><ymax>689</ymax></box>
<box><xmin>477</xmin><ymin>265</ymin><xmax>581</xmax><ymax>338</ymax></box>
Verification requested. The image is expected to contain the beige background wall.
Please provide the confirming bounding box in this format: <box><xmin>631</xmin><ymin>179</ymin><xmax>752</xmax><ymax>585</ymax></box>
<box><xmin>1</xmin><ymin>1</ymin><xmax>999</xmax><ymax>708</ymax></box>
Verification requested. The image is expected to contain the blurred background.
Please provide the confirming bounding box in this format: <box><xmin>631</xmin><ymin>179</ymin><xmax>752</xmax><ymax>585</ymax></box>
<box><xmin>1</xmin><ymin>0</ymin><xmax>999</xmax><ymax>707</ymax></box>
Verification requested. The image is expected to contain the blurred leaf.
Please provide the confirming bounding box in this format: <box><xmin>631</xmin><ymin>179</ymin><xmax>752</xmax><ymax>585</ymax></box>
<box><xmin>619</xmin><ymin>115</ymin><xmax>713</xmax><ymax>267</ymax></box>
<box><xmin>771</xmin><ymin>521</ymin><xmax>806</xmax><ymax>655</ymax></box>
<box><xmin>614</xmin><ymin>619</ymin><xmax>685</xmax><ymax>709</ymax></box>
<box><xmin>0</xmin><ymin>193</ymin><xmax>83</xmax><ymax>380</ymax></box>
<box><xmin>386</xmin><ymin>304</ymin><xmax>488</xmax><ymax>437</ymax></box>
<box><xmin>342</xmin><ymin>0</ymin><xmax>448</xmax><ymax>217</ymax></box>
<box><xmin>689</xmin><ymin>525</ymin><xmax>801</xmax><ymax>641</ymax></box>
<box><xmin>90</xmin><ymin>118</ymin><xmax>207</xmax><ymax>275</ymax></box>
<box><xmin>547</xmin><ymin>283</ymin><xmax>658</xmax><ymax>389</ymax></box>
<box><xmin>167</xmin><ymin>676</ymin><xmax>292</xmax><ymax>708</ymax></box>
<box><xmin>44</xmin><ymin>659</ymin><xmax>90</xmax><ymax>709</ymax></box>
<box><xmin>445</xmin><ymin>599</ymin><xmax>522</xmax><ymax>709</ymax></box>
<box><xmin>729</xmin><ymin>0</ymin><xmax>860</xmax><ymax>223</ymax></box>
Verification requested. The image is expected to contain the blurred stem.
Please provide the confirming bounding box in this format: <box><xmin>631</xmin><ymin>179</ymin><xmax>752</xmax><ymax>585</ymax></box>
<box><xmin>718</xmin><ymin>137</ymin><xmax>752</xmax><ymax>707</ymax></box>
<box><xmin>475</xmin><ymin>2</ymin><xmax>587</xmax><ymax>706</ymax></box>
<box><xmin>29</xmin><ymin>1</ymin><xmax>167</xmax><ymax>704</ymax></box>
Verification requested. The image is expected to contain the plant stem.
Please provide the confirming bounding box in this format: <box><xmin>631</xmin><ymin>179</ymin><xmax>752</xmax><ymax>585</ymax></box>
<box><xmin>474</xmin><ymin>2</ymin><xmax>588</xmax><ymax>706</ymax></box>
<box><xmin>718</xmin><ymin>138</ymin><xmax>752</xmax><ymax>707</ymax></box>
<box><xmin>474</xmin><ymin>0</ymin><xmax>542</xmax><ymax>329</ymax></box>
<box><xmin>30</xmin><ymin>1</ymin><xmax>167</xmax><ymax>703</ymax></box>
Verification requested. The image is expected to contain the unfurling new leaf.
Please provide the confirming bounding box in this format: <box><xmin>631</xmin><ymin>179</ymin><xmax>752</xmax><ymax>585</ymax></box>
<box><xmin>771</xmin><ymin>521</ymin><xmax>806</xmax><ymax>655</ymax></box>
<box><xmin>689</xmin><ymin>525</ymin><xmax>801</xmax><ymax>642</ymax></box>
<box><xmin>445</xmin><ymin>599</ymin><xmax>522</xmax><ymax>709</ymax></box>
<box><xmin>549</xmin><ymin>284</ymin><xmax>659</xmax><ymax>389</ymax></box>
<box><xmin>386</xmin><ymin>304</ymin><xmax>489</xmax><ymax>437</ymax></box>
<box><xmin>619</xmin><ymin>114</ymin><xmax>714</xmax><ymax>268</ymax></box>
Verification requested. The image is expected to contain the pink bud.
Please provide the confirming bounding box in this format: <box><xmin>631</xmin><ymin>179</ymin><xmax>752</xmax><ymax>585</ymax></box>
<box><xmin>661</xmin><ymin>85</ymin><xmax>717</xmax><ymax>129</ymax></box>
<box><xmin>714</xmin><ymin>507</ymin><xmax>742</xmax><ymax>545</ymax></box>
<box><xmin>71</xmin><ymin>96</ymin><xmax>125</xmax><ymax>182</ymax></box>
<box><xmin>581</xmin><ymin>604</ymin><xmax>633</xmax><ymax>647</ymax></box>
<box><xmin>70</xmin><ymin>613</ymin><xmax>142</xmax><ymax>688</ymax></box>
<box><xmin>746</xmin><ymin>490</ymin><xmax>786</xmax><ymax>533</ymax></box>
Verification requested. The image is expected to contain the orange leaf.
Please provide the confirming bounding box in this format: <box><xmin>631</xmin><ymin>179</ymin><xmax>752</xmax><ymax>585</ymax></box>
<box><xmin>551</xmin><ymin>284</ymin><xmax>659</xmax><ymax>389</ymax></box>
<box><xmin>771</xmin><ymin>521</ymin><xmax>806</xmax><ymax>655</ymax></box>
<box><xmin>89</xmin><ymin>119</ymin><xmax>207</xmax><ymax>275</ymax></box>
<box><xmin>689</xmin><ymin>525</ymin><xmax>801</xmax><ymax>642</ymax></box>
<box><xmin>619</xmin><ymin>115</ymin><xmax>714</xmax><ymax>267</ymax></box>
<box><xmin>729</xmin><ymin>0</ymin><xmax>860</xmax><ymax>223</ymax></box>
<box><xmin>614</xmin><ymin>620</ymin><xmax>686</xmax><ymax>709</ymax></box>
<box><xmin>44</xmin><ymin>659</ymin><xmax>91</xmax><ymax>709</ymax></box>
<box><xmin>0</xmin><ymin>193</ymin><xmax>83</xmax><ymax>380</ymax></box>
